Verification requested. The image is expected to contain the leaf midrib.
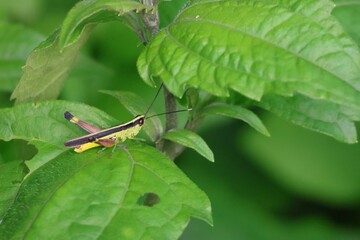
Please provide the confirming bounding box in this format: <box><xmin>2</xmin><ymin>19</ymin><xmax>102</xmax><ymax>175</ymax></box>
<box><xmin>95</xmin><ymin>146</ymin><xmax>135</xmax><ymax>238</ymax></box>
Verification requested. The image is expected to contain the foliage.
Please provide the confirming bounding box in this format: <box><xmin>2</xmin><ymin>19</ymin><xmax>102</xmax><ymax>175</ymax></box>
<box><xmin>0</xmin><ymin>0</ymin><xmax>360</xmax><ymax>239</ymax></box>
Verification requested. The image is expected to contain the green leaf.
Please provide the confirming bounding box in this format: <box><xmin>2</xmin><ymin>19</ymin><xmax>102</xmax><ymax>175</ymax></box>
<box><xmin>259</xmin><ymin>94</ymin><xmax>357</xmax><ymax>143</ymax></box>
<box><xmin>0</xmin><ymin>101</ymin><xmax>212</xmax><ymax>237</ymax></box>
<box><xmin>25</xmin><ymin>141</ymin><xmax>65</xmax><ymax>173</ymax></box>
<box><xmin>10</xmin><ymin>29</ymin><xmax>91</xmax><ymax>104</ymax></box>
<box><xmin>0</xmin><ymin>160</ymin><xmax>28</xmax><ymax>219</ymax></box>
<box><xmin>138</xmin><ymin>0</ymin><xmax>360</xmax><ymax>142</ymax></box>
<box><xmin>0</xmin><ymin>101</ymin><xmax>118</xmax><ymax>147</ymax></box>
<box><xmin>203</xmin><ymin>103</ymin><xmax>270</xmax><ymax>137</ymax></box>
<box><xmin>162</xmin><ymin>129</ymin><xmax>214</xmax><ymax>162</ymax></box>
<box><xmin>333</xmin><ymin>0</ymin><xmax>360</xmax><ymax>46</ymax></box>
<box><xmin>0</xmin><ymin>142</ymin><xmax>212</xmax><ymax>239</ymax></box>
<box><xmin>10</xmin><ymin>0</ymin><xmax>154</xmax><ymax>103</ymax></box>
<box><xmin>0</xmin><ymin>23</ymin><xmax>43</xmax><ymax>92</ymax></box>
<box><xmin>100</xmin><ymin>90</ymin><xmax>164</xmax><ymax>141</ymax></box>
<box><xmin>59</xmin><ymin>0</ymin><xmax>153</xmax><ymax>49</ymax></box>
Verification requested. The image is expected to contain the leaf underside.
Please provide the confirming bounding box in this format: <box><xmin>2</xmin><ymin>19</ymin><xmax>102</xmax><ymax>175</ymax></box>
<box><xmin>162</xmin><ymin>129</ymin><xmax>214</xmax><ymax>162</ymax></box>
<box><xmin>203</xmin><ymin>103</ymin><xmax>270</xmax><ymax>137</ymax></box>
<box><xmin>259</xmin><ymin>93</ymin><xmax>357</xmax><ymax>143</ymax></box>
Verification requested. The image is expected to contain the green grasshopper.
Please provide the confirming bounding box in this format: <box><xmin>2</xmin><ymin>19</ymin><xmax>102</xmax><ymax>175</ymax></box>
<box><xmin>64</xmin><ymin>85</ymin><xmax>189</xmax><ymax>152</ymax></box>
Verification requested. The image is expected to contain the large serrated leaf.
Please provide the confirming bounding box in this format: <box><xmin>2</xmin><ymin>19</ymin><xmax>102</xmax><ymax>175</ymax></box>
<box><xmin>162</xmin><ymin>129</ymin><xmax>214</xmax><ymax>162</ymax></box>
<box><xmin>0</xmin><ymin>143</ymin><xmax>212</xmax><ymax>239</ymax></box>
<box><xmin>59</xmin><ymin>0</ymin><xmax>153</xmax><ymax>48</ymax></box>
<box><xmin>138</xmin><ymin>0</ymin><xmax>360</xmax><ymax>137</ymax></box>
<box><xmin>0</xmin><ymin>23</ymin><xmax>44</xmax><ymax>92</ymax></box>
<box><xmin>100</xmin><ymin>90</ymin><xmax>163</xmax><ymax>141</ymax></box>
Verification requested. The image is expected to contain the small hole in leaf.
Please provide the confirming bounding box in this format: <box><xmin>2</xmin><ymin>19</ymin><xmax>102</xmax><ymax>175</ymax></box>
<box><xmin>137</xmin><ymin>192</ymin><xmax>160</xmax><ymax>207</ymax></box>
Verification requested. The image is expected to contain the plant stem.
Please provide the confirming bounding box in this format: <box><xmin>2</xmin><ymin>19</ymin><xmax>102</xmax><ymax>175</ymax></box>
<box><xmin>158</xmin><ymin>86</ymin><xmax>179</xmax><ymax>154</ymax></box>
<box><xmin>141</xmin><ymin>0</ymin><xmax>159</xmax><ymax>36</ymax></box>
<box><xmin>141</xmin><ymin>0</ymin><xmax>204</xmax><ymax>160</ymax></box>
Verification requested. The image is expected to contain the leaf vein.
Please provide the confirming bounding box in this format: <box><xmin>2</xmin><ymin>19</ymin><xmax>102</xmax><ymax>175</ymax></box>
<box><xmin>95</xmin><ymin>146</ymin><xmax>135</xmax><ymax>238</ymax></box>
<box><xmin>169</xmin><ymin>17</ymin><xmax>360</xmax><ymax>94</ymax></box>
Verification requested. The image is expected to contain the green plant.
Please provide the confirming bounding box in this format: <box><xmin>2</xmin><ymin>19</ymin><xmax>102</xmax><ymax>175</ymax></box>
<box><xmin>1</xmin><ymin>0</ymin><xmax>360</xmax><ymax>239</ymax></box>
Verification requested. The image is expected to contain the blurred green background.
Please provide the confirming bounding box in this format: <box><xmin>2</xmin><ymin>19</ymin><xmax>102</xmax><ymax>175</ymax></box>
<box><xmin>1</xmin><ymin>0</ymin><xmax>360</xmax><ymax>239</ymax></box>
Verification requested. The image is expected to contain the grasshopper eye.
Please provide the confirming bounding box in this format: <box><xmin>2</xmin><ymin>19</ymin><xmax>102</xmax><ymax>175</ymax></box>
<box><xmin>138</xmin><ymin>118</ymin><xmax>144</xmax><ymax>126</ymax></box>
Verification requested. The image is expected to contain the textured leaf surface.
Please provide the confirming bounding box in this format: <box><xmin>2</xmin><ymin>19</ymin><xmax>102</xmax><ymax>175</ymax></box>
<box><xmin>10</xmin><ymin>29</ymin><xmax>90</xmax><ymax>104</ymax></box>
<box><xmin>138</xmin><ymin>0</ymin><xmax>360</xmax><ymax>142</ymax></box>
<box><xmin>0</xmin><ymin>101</ymin><xmax>117</xmax><ymax>147</ymax></box>
<box><xmin>0</xmin><ymin>23</ymin><xmax>43</xmax><ymax>92</ymax></box>
<box><xmin>0</xmin><ymin>101</ymin><xmax>212</xmax><ymax>238</ymax></box>
<box><xmin>26</xmin><ymin>141</ymin><xmax>66</xmax><ymax>174</ymax></box>
<box><xmin>162</xmin><ymin>129</ymin><xmax>214</xmax><ymax>162</ymax></box>
<box><xmin>100</xmin><ymin>90</ymin><xmax>164</xmax><ymax>141</ymax></box>
<box><xmin>59</xmin><ymin>0</ymin><xmax>152</xmax><ymax>48</ymax></box>
<box><xmin>203</xmin><ymin>103</ymin><xmax>270</xmax><ymax>137</ymax></box>
<box><xmin>259</xmin><ymin>94</ymin><xmax>357</xmax><ymax>143</ymax></box>
<box><xmin>0</xmin><ymin>142</ymin><xmax>212</xmax><ymax>239</ymax></box>
<box><xmin>0</xmin><ymin>160</ymin><xmax>28</xmax><ymax>219</ymax></box>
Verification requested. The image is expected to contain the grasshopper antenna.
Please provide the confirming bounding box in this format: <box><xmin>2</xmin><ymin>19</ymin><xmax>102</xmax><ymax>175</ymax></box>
<box><xmin>146</xmin><ymin>109</ymin><xmax>192</xmax><ymax>119</ymax></box>
<box><xmin>144</xmin><ymin>83</ymin><xmax>164</xmax><ymax>117</ymax></box>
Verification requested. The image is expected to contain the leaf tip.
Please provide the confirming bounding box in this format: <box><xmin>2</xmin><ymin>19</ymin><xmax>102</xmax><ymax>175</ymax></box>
<box><xmin>262</xmin><ymin>128</ymin><xmax>271</xmax><ymax>137</ymax></box>
<box><xmin>208</xmin><ymin>154</ymin><xmax>215</xmax><ymax>162</ymax></box>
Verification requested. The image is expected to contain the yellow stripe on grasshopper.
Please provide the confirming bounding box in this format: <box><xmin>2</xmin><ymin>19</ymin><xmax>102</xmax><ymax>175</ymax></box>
<box><xmin>74</xmin><ymin>142</ymin><xmax>102</xmax><ymax>153</ymax></box>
